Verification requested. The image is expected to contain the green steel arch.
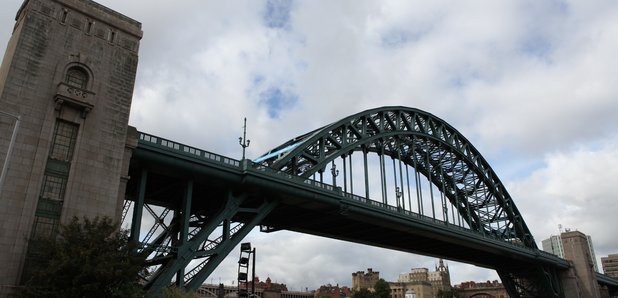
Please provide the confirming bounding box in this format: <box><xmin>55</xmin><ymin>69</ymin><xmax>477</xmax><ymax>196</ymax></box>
<box><xmin>255</xmin><ymin>106</ymin><xmax>535</xmax><ymax>249</ymax></box>
<box><xmin>254</xmin><ymin>106</ymin><xmax>566</xmax><ymax>296</ymax></box>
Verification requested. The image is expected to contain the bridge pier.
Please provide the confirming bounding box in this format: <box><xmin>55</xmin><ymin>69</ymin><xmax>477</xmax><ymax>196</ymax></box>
<box><xmin>558</xmin><ymin>231</ymin><xmax>601</xmax><ymax>298</ymax></box>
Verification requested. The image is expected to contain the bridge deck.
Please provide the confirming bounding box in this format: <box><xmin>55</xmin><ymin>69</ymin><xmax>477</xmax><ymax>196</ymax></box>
<box><xmin>127</xmin><ymin>132</ymin><xmax>569</xmax><ymax>271</ymax></box>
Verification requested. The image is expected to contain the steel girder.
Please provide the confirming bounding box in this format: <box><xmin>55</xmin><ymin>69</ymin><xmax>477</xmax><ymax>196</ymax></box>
<box><xmin>127</xmin><ymin>170</ymin><xmax>278</xmax><ymax>296</ymax></box>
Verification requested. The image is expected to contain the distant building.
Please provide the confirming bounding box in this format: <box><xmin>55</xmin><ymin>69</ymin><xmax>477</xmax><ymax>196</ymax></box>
<box><xmin>397</xmin><ymin>259</ymin><xmax>451</xmax><ymax>295</ymax></box>
<box><xmin>314</xmin><ymin>284</ymin><xmax>351</xmax><ymax>298</ymax></box>
<box><xmin>542</xmin><ymin>235</ymin><xmax>565</xmax><ymax>258</ymax></box>
<box><xmin>352</xmin><ymin>260</ymin><xmax>452</xmax><ymax>298</ymax></box>
<box><xmin>542</xmin><ymin>231</ymin><xmax>599</xmax><ymax>272</ymax></box>
<box><xmin>428</xmin><ymin>259</ymin><xmax>451</xmax><ymax>293</ymax></box>
<box><xmin>249</xmin><ymin>277</ymin><xmax>289</xmax><ymax>292</ymax></box>
<box><xmin>454</xmin><ymin>280</ymin><xmax>508</xmax><ymax>298</ymax></box>
<box><xmin>389</xmin><ymin>280</ymin><xmax>433</xmax><ymax>298</ymax></box>
<box><xmin>602</xmin><ymin>253</ymin><xmax>618</xmax><ymax>279</ymax></box>
<box><xmin>352</xmin><ymin>268</ymin><xmax>380</xmax><ymax>291</ymax></box>
<box><xmin>196</xmin><ymin>283</ymin><xmax>313</xmax><ymax>298</ymax></box>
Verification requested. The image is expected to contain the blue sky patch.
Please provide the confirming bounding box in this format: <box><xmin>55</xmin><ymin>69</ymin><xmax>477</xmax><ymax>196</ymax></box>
<box><xmin>520</xmin><ymin>34</ymin><xmax>553</xmax><ymax>61</ymax></box>
<box><xmin>259</xmin><ymin>86</ymin><xmax>299</xmax><ymax>118</ymax></box>
<box><xmin>263</xmin><ymin>0</ymin><xmax>294</xmax><ymax>29</ymax></box>
<box><xmin>380</xmin><ymin>23</ymin><xmax>432</xmax><ymax>48</ymax></box>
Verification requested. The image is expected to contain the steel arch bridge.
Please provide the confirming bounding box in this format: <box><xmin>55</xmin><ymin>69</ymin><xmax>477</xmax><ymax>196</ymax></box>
<box><xmin>124</xmin><ymin>106</ymin><xmax>571</xmax><ymax>297</ymax></box>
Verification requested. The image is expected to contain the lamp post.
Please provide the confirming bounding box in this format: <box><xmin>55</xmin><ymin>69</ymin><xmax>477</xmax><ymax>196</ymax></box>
<box><xmin>396</xmin><ymin>186</ymin><xmax>402</xmax><ymax>209</ymax></box>
<box><xmin>0</xmin><ymin>111</ymin><xmax>20</xmax><ymax>194</ymax></box>
<box><xmin>330</xmin><ymin>161</ymin><xmax>339</xmax><ymax>187</ymax></box>
<box><xmin>239</xmin><ymin>117</ymin><xmax>250</xmax><ymax>160</ymax></box>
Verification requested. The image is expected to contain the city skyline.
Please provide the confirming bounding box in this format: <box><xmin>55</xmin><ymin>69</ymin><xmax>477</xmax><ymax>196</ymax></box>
<box><xmin>1</xmin><ymin>0</ymin><xmax>617</xmax><ymax>290</ymax></box>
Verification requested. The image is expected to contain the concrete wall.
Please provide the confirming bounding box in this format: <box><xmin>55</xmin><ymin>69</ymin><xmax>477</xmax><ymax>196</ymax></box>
<box><xmin>561</xmin><ymin>231</ymin><xmax>601</xmax><ymax>298</ymax></box>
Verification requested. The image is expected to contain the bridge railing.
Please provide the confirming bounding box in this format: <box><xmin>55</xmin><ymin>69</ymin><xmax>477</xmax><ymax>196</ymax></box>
<box><xmin>138</xmin><ymin>132</ymin><xmax>241</xmax><ymax>168</ymax></box>
<box><xmin>341</xmin><ymin>192</ymin><xmax>540</xmax><ymax>252</ymax></box>
<box><xmin>248</xmin><ymin>161</ymin><xmax>337</xmax><ymax>192</ymax></box>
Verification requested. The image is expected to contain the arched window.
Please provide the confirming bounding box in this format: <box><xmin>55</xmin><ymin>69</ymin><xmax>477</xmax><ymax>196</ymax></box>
<box><xmin>65</xmin><ymin>66</ymin><xmax>89</xmax><ymax>89</ymax></box>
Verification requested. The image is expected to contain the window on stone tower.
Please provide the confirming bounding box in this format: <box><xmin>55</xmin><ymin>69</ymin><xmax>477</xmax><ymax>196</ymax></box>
<box><xmin>49</xmin><ymin>120</ymin><xmax>79</xmax><ymax>161</ymax></box>
<box><xmin>65</xmin><ymin>66</ymin><xmax>89</xmax><ymax>89</ymax></box>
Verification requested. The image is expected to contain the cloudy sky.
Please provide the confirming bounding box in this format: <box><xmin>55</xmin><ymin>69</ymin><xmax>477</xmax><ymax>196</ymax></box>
<box><xmin>2</xmin><ymin>0</ymin><xmax>618</xmax><ymax>291</ymax></box>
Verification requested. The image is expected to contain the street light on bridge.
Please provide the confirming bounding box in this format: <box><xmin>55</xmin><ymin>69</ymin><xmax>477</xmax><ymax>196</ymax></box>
<box><xmin>239</xmin><ymin>117</ymin><xmax>250</xmax><ymax>160</ymax></box>
<box><xmin>331</xmin><ymin>161</ymin><xmax>339</xmax><ymax>187</ymax></box>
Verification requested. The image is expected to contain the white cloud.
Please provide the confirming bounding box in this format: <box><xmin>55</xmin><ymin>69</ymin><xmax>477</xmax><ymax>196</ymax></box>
<box><xmin>510</xmin><ymin>138</ymin><xmax>618</xmax><ymax>254</ymax></box>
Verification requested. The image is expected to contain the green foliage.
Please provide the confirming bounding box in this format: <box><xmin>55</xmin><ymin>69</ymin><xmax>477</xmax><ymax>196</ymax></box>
<box><xmin>21</xmin><ymin>216</ymin><xmax>145</xmax><ymax>298</ymax></box>
<box><xmin>373</xmin><ymin>279</ymin><xmax>391</xmax><ymax>298</ymax></box>
<box><xmin>351</xmin><ymin>279</ymin><xmax>391</xmax><ymax>298</ymax></box>
<box><xmin>163</xmin><ymin>287</ymin><xmax>196</xmax><ymax>298</ymax></box>
<box><xmin>351</xmin><ymin>288</ymin><xmax>375</xmax><ymax>298</ymax></box>
<box><xmin>436</xmin><ymin>288</ymin><xmax>462</xmax><ymax>298</ymax></box>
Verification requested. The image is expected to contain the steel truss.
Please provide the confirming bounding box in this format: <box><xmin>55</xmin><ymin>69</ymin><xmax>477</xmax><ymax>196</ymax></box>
<box><xmin>126</xmin><ymin>170</ymin><xmax>277</xmax><ymax>296</ymax></box>
<box><xmin>255</xmin><ymin>106</ymin><xmax>560</xmax><ymax>297</ymax></box>
<box><xmin>498</xmin><ymin>265</ymin><xmax>564</xmax><ymax>298</ymax></box>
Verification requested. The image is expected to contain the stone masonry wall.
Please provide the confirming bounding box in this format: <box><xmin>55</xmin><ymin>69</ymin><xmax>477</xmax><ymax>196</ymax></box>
<box><xmin>0</xmin><ymin>0</ymin><xmax>142</xmax><ymax>293</ymax></box>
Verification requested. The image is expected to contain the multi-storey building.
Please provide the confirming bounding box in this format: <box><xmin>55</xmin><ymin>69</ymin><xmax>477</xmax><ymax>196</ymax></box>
<box><xmin>542</xmin><ymin>231</ymin><xmax>599</xmax><ymax>272</ymax></box>
<box><xmin>602</xmin><ymin>254</ymin><xmax>618</xmax><ymax>279</ymax></box>
<box><xmin>0</xmin><ymin>0</ymin><xmax>141</xmax><ymax>294</ymax></box>
<box><xmin>542</xmin><ymin>235</ymin><xmax>565</xmax><ymax>258</ymax></box>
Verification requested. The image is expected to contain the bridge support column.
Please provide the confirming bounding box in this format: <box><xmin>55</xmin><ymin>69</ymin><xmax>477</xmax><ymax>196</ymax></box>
<box><xmin>138</xmin><ymin>188</ymin><xmax>278</xmax><ymax>297</ymax></box>
<box><xmin>130</xmin><ymin>169</ymin><xmax>148</xmax><ymax>246</ymax></box>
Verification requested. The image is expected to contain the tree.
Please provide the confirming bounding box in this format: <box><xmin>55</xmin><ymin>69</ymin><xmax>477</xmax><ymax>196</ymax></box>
<box><xmin>163</xmin><ymin>287</ymin><xmax>197</xmax><ymax>298</ymax></box>
<box><xmin>351</xmin><ymin>288</ymin><xmax>375</xmax><ymax>298</ymax></box>
<box><xmin>436</xmin><ymin>288</ymin><xmax>462</xmax><ymax>298</ymax></box>
<box><xmin>373</xmin><ymin>279</ymin><xmax>391</xmax><ymax>298</ymax></box>
<box><xmin>21</xmin><ymin>216</ymin><xmax>145</xmax><ymax>298</ymax></box>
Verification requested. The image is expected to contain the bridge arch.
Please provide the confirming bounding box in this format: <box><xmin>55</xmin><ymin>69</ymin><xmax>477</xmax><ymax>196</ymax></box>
<box><xmin>255</xmin><ymin>106</ymin><xmax>535</xmax><ymax>248</ymax></box>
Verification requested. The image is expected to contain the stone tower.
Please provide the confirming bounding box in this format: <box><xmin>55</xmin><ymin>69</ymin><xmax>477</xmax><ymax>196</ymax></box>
<box><xmin>0</xmin><ymin>0</ymin><xmax>142</xmax><ymax>293</ymax></box>
<box><xmin>561</xmin><ymin>231</ymin><xmax>601</xmax><ymax>298</ymax></box>
<box><xmin>428</xmin><ymin>259</ymin><xmax>451</xmax><ymax>293</ymax></box>
<box><xmin>352</xmin><ymin>268</ymin><xmax>380</xmax><ymax>291</ymax></box>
